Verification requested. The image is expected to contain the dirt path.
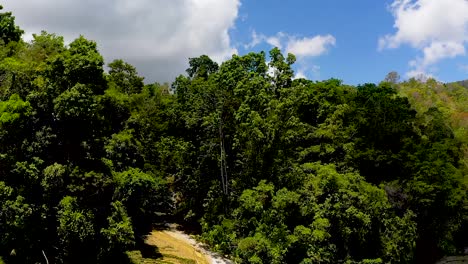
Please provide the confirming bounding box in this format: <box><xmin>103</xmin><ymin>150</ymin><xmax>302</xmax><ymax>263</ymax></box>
<box><xmin>127</xmin><ymin>226</ymin><xmax>233</xmax><ymax>264</ymax></box>
<box><xmin>436</xmin><ymin>256</ymin><xmax>468</xmax><ymax>264</ymax></box>
<box><xmin>146</xmin><ymin>230</ymin><xmax>209</xmax><ymax>264</ymax></box>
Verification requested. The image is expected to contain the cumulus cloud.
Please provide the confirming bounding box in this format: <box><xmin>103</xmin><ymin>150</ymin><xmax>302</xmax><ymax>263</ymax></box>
<box><xmin>379</xmin><ymin>0</ymin><xmax>468</xmax><ymax>77</ymax></box>
<box><xmin>293</xmin><ymin>65</ymin><xmax>320</xmax><ymax>80</ymax></box>
<box><xmin>286</xmin><ymin>35</ymin><xmax>336</xmax><ymax>57</ymax></box>
<box><xmin>409</xmin><ymin>41</ymin><xmax>466</xmax><ymax>71</ymax></box>
<box><xmin>293</xmin><ymin>70</ymin><xmax>307</xmax><ymax>80</ymax></box>
<box><xmin>244</xmin><ymin>31</ymin><xmax>286</xmax><ymax>50</ymax></box>
<box><xmin>3</xmin><ymin>0</ymin><xmax>240</xmax><ymax>83</ymax></box>
<box><xmin>245</xmin><ymin>31</ymin><xmax>335</xmax><ymax>80</ymax></box>
<box><xmin>265</xmin><ymin>34</ymin><xmax>284</xmax><ymax>49</ymax></box>
<box><xmin>246</xmin><ymin>31</ymin><xmax>335</xmax><ymax>58</ymax></box>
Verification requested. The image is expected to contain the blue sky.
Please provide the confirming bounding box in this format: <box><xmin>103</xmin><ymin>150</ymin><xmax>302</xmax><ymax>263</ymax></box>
<box><xmin>6</xmin><ymin>0</ymin><xmax>468</xmax><ymax>84</ymax></box>
<box><xmin>233</xmin><ymin>0</ymin><xmax>399</xmax><ymax>84</ymax></box>
<box><xmin>231</xmin><ymin>0</ymin><xmax>468</xmax><ymax>84</ymax></box>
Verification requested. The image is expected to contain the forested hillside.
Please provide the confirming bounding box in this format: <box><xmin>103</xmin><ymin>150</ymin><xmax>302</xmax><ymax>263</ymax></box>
<box><xmin>0</xmin><ymin>6</ymin><xmax>467</xmax><ymax>264</ymax></box>
<box><xmin>396</xmin><ymin>79</ymin><xmax>468</xmax><ymax>183</ymax></box>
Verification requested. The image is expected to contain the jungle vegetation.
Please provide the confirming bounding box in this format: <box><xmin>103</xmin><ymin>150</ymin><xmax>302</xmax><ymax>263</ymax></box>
<box><xmin>0</xmin><ymin>6</ymin><xmax>467</xmax><ymax>264</ymax></box>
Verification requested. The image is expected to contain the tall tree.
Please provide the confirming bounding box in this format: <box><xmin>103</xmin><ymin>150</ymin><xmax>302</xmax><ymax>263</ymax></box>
<box><xmin>108</xmin><ymin>59</ymin><xmax>144</xmax><ymax>94</ymax></box>
<box><xmin>0</xmin><ymin>5</ymin><xmax>23</xmax><ymax>44</ymax></box>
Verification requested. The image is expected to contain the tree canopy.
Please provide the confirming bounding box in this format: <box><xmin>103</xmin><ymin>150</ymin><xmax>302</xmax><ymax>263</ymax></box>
<box><xmin>0</xmin><ymin>8</ymin><xmax>466</xmax><ymax>264</ymax></box>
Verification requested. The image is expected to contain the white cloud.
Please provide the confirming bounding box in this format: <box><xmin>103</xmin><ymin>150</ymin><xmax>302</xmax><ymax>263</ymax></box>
<box><xmin>379</xmin><ymin>0</ymin><xmax>468</xmax><ymax>77</ymax></box>
<box><xmin>3</xmin><ymin>0</ymin><xmax>240</xmax><ymax>83</ymax></box>
<box><xmin>407</xmin><ymin>41</ymin><xmax>465</xmax><ymax>77</ymax></box>
<box><xmin>245</xmin><ymin>31</ymin><xmax>335</xmax><ymax>58</ymax></box>
<box><xmin>244</xmin><ymin>30</ymin><xmax>264</xmax><ymax>49</ymax></box>
<box><xmin>266</xmin><ymin>35</ymin><xmax>283</xmax><ymax>49</ymax></box>
<box><xmin>293</xmin><ymin>65</ymin><xmax>320</xmax><ymax>80</ymax></box>
<box><xmin>421</xmin><ymin>41</ymin><xmax>465</xmax><ymax>66</ymax></box>
<box><xmin>286</xmin><ymin>35</ymin><xmax>336</xmax><ymax>58</ymax></box>
<box><xmin>244</xmin><ymin>31</ymin><xmax>285</xmax><ymax>49</ymax></box>
<box><xmin>293</xmin><ymin>70</ymin><xmax>307</xmax><ymax>80</ymax></box>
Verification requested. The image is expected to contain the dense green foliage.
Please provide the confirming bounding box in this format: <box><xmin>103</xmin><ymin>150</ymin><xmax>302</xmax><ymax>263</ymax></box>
<box><xmin>0</xmin><ymin>8</ymin><xmax>466</xmax><ymax>264</ymax></box>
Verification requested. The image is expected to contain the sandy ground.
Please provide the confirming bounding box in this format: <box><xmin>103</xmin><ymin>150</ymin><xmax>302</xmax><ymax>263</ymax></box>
<box><xmin>144</xmin><ymin>226</ymin><xmax>233</xmax><ymax>264</ymax></box>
